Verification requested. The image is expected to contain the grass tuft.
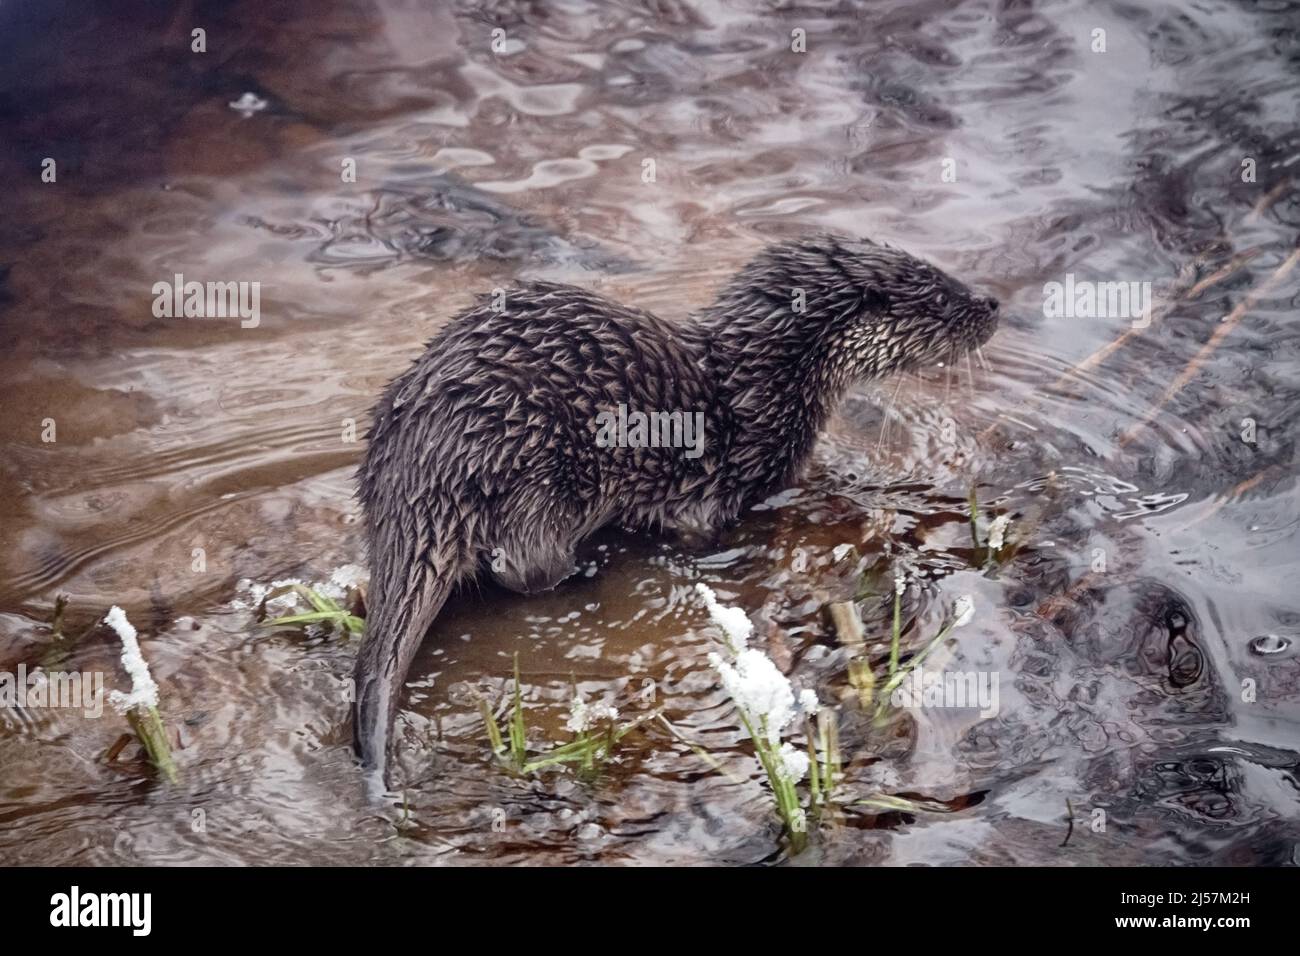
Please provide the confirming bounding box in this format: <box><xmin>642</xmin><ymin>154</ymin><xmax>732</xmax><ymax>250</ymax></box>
<box><xmin>259</xmin><ymin>584</ymin><xmax>364</xmax><ymax>636</ymax></box>
<box><xmin>480</xmin><ymin>652</ymin><xmax>649</xmax><ymax>776</ymax></box>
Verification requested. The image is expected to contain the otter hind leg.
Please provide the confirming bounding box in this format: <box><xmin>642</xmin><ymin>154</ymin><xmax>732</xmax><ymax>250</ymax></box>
<box><xmin>666</xmin><ymin>499</ymin><xmax>731</xmax><ymax>550</ymax></box>
<box><xmin>673</xmin><ymin>522</ymin><xmax>722</xmax><ymax>551</ymax></box>
<box><xmin>489</xmin><ymin>542</ymin><xmax>578</xmax><ymax>595</ymax></box>
<box><xmin>487</xmin><ymin>506</ymin><xmax>583</xmax><ymax>594</ymax></box>
<box><xmin>485</xmin><ymin>460</ymin><xmax>595</xmax><ymax>595</ymax></box>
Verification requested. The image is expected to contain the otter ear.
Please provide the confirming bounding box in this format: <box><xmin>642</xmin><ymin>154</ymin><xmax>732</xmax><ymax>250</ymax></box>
<box><xmin>862</xmin><ymin>287</ymin><xmax>891</xmax><ymax>315</ymax></box>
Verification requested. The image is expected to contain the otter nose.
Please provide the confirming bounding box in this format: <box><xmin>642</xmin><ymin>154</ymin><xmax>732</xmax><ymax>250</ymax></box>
<box><xmin>982</xmin><ymin>295</ymin><xmax>999</xmax><ymax>312</ymax></box>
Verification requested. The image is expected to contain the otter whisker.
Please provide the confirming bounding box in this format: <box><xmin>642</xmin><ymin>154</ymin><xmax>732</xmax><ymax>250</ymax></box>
<box><xmin>975</xmin><ymin>344</ymin><xmax>989</xmax><ymax>372</ymax></box>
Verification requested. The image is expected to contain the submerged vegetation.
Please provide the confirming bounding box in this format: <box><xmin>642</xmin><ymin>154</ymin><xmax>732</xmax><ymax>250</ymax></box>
<box><xmin>251</xmin><ymin>570</ymin><xmax>367</xmax><ymax>637</ymax></box>
<box><xmin>872</xmin><ymin>582</ymin><xmax>975</xmax><ymax>724</ymax></box>
<box><xmin>968</xmin><ymin>486</ymin><xmax>1014</xmax><ymax>566</ymax></box>
<box><xmin>697</xmin><ymin>583</ymin><xmax>826</xmax><ymax>850</ymax></box>
<box><xmin>695</xmin><ymin>580</ymin><xmax>973</xmax><ymax>850</ymax></box>
<box><xmin>479</xmin><ymin>652</ymin><xmax>655</xmax><ymax>775</ymax></box>
<box><xmin>104</xmin><ymin>606</ymin><xmax>178</xmax><ymax>784</ymax></box>
<box><xmin>463</xmin><ymin>570</ymin><xmax>979</xmax><ymax>855</ymax></box>
<box><xmin>258</xmin><ymin>582</ymin><xmax>365</xmax><ymax>636</ymax></box>
<box><xmin>217</xmin><ymin>549</ymin><xmax>985</xmax><ymax>856</ymax></box>
<box><xmin>67</xmin><ymin>549</ymin><xmax>984</xmax><ymax>855</ymax></box>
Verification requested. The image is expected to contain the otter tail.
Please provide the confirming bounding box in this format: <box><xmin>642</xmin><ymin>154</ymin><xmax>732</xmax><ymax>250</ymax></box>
<box><xmin>352</xmin><ymin>545</ymin><xmax>456</xmax><ymax>789</ymax></box>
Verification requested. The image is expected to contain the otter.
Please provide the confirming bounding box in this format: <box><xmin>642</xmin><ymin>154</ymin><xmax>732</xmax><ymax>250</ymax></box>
<box><xmin>352</xmin><ymin>233</ymin><xmax>999</xmax><ymax>783</ymax></box>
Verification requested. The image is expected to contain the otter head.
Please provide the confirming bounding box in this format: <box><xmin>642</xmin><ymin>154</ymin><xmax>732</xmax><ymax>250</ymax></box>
<box><xmin>832</xmin><ymin>237</ymin><xmax>999</xmax><ymax>378</ymax></box>
<box><xmin>704</xmin><ymin>234</ymin><xmax>999</xmax><ymax>385</ymax></box>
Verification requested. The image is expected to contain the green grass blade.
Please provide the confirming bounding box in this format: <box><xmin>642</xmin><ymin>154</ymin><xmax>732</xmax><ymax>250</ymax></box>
<box><xmin>509</xmin><ymin>652</ymin><xmax>526</xmax><ymax>766</ymax></box>
<box><xmin>481</xmin><ymin>699</ymin><xmax>505</xmax><ymax>755</ymax></box>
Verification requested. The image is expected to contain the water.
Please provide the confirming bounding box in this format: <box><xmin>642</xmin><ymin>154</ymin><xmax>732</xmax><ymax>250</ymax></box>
<box><xmin>1</xmin><ymin>0</ymin><xmax>1298</xmax><ymax>865</ymax></box>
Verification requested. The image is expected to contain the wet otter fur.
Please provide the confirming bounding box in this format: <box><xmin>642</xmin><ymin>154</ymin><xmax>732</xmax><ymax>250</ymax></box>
<box><xmin>353</xmin><ymin>233</ymin><xmax>999</xmax><ymax>783</ymax></box>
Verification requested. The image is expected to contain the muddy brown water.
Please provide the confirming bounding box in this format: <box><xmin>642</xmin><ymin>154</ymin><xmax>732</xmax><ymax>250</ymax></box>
<box><xmin>1</xmin><ymin>0</ymin><xmax>1298</xmax><ymax>865</ymax></box>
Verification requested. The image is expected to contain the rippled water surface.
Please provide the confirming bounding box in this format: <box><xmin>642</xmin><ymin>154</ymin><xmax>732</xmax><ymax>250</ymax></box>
<box><xmin>1</xmin><ymin>0</ymin><xmax>1298</xmax><ymax>865</ymax></box>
